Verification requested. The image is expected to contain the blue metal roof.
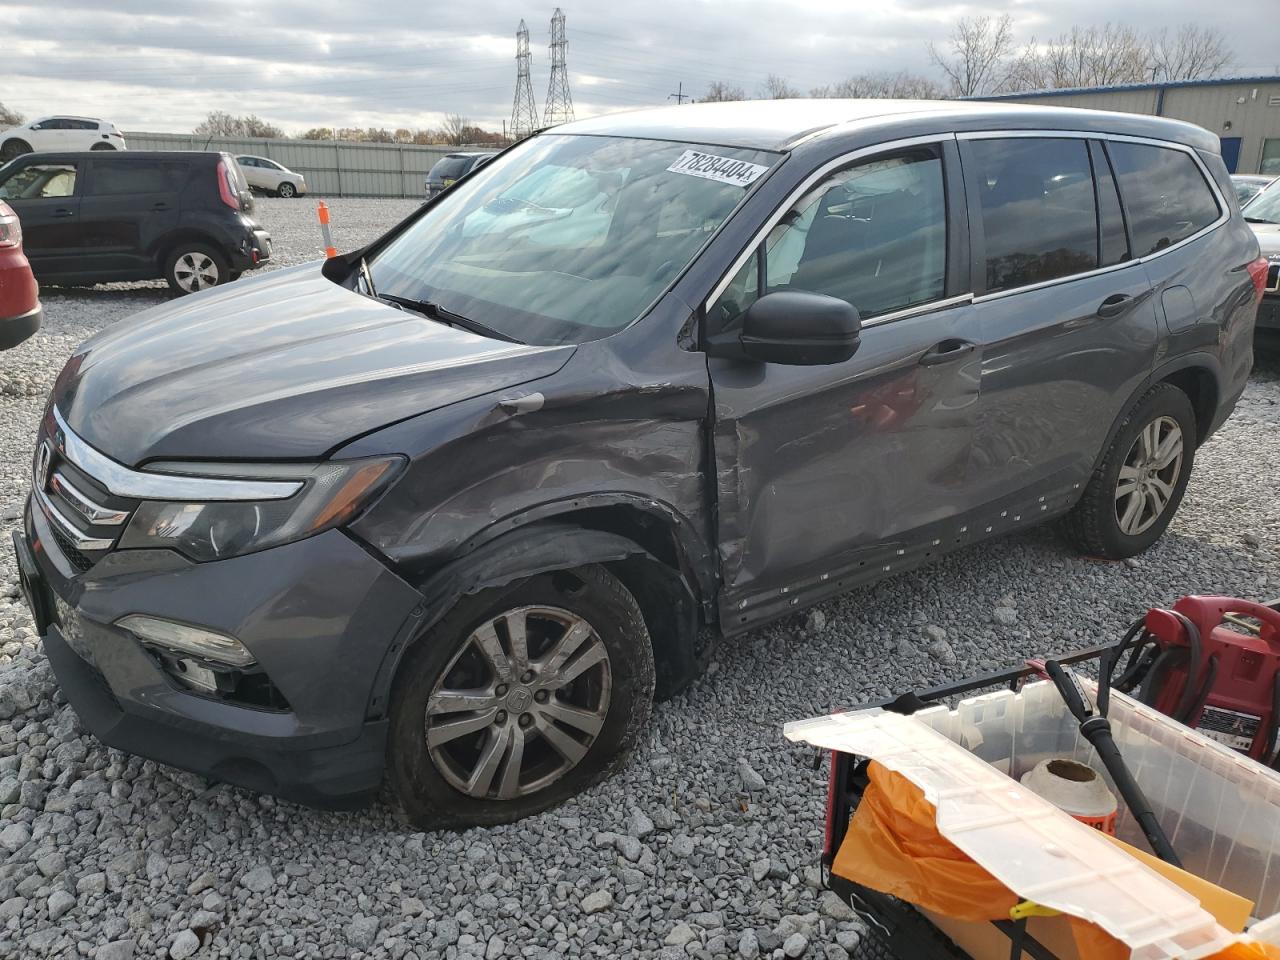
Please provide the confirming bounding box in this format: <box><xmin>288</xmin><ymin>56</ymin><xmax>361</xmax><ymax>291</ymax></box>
<box><xmin>974</xmin><ymin>75</ymin><xmax>1280</xmax><ymax>101</ymax></box>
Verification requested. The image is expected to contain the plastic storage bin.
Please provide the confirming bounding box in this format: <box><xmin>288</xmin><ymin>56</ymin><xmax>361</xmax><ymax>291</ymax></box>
<box><xmin>908</xmin><ymin>679</ymin><xmax>1280</xmax><ymax>918</ymax></box>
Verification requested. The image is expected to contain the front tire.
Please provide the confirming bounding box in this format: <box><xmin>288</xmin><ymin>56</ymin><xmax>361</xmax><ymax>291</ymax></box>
<box><xmin>277</xmin><ymin>182</ymin><xmax>297</xmax><ymax>198</ymax></box>
<box><xmin>1060</xmin><ymin>382</ymin><xmax>1197</xmax><ymax>559</ymax></box>
<box><xmin>163</xmin><ymin>243</ymin><xmax>229</xmax><ymax>294</ymax></box>
<box><xmin>0</xmin><ymin>139</ymin><xmax>31</xmax><ymax>162</ymax></box>
<box><xmin>386</xmin><ymin>565</ymin><xmax>654</xmax><ymax>829</ymax></box>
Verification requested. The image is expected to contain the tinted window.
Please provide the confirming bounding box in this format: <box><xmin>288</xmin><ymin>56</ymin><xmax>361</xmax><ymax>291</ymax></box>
<box><xmin>1089</xmin><ymin>141</ymin><xmax>1130</xmax><ymax>267</ymax></box>
<box><xmin>236</xmin><ymin>156</ymin><xmax>258</xmax><ymax>167</ymax></box>
<box><xmin>92</xmin><ymin>160</ymin><xmax>189</xmax><ymax>195</ymax></box>
<box><xmin>68</xmin><ymin>119</ymin><xmax>99</xmax><ymax>130</ymax></box>
<box><xmin>969</xmin><ymin>138</ymin><xmax>1097</xmax><ymax>293</ymax></box>
<box><xmin>430</xmin><ymin>157</ymin><xmax>471</xmax><ymax>180</ymax></box>
<box><xmin>0</xmin><ymin>163</ymin><xmax>78</xmax><ymax>199</ymax></box>
<box><xmin>1106</xmin><ymin>141</ymin><xmax>1220</xmax><ymax>256</ymax></box>
<box><xmin>713</xmin><ymin>148</ymin><xmax>947</xmax><ymax>325</ymax></box>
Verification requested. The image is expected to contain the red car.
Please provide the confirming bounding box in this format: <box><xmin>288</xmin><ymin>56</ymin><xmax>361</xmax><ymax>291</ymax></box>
<box><xmin>0</xmin><ymin>199</ymin><xmax>41</xmax><ymax>349</ymax></box>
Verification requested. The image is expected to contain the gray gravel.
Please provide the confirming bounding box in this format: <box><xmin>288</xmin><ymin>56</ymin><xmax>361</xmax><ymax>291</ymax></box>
<box><xmin>1</xmin><ymin>196</ymin><xmax>1278</xmax><ymax>958</ymax></box>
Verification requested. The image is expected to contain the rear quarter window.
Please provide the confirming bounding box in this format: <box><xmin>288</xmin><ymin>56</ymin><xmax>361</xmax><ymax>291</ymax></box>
<box><xmin>1105</xmin><ymin>141</ymin><xmax>1221</xmax><ymax>256</ymax></box>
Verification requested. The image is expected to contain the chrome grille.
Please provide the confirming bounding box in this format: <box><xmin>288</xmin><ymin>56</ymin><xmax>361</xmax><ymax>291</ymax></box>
<box><xmin>31</xmin><ymin>423</ymin><xmax>140</xmax><ymax>572</ymax></box>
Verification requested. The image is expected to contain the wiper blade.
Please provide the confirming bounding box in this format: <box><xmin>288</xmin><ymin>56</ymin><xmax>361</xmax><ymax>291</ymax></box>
<box><xmin>377</xmin><ymin>293</ymin><xmax>520</xmax><ymax>343</ymax></box>
<box><xmin>1245</xmin><ymin>217</ymin><xmax>1277</xmax><ymax>225</ymax></box>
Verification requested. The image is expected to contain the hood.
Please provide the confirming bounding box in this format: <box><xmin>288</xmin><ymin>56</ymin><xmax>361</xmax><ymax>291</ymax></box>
<box><xmin>1250</xmin><ymin>221</ymin><xmax>1280</xmax><ymax>258</ymax></box>
<box><xmin>55</xmin><ymin>263</ymin><xmax>575</xmax><ymax>465</ymax></box>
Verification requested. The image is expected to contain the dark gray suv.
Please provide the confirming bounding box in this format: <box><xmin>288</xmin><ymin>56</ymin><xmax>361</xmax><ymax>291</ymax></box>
<box><xmin>13</xmin><ymin>100</ymin><xmax>1264</xmax><ymax>827</ymax></box>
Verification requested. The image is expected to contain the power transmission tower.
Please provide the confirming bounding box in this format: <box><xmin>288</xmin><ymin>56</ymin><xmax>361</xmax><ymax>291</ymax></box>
<box><xmin>543</xmin><ymin>8</ymin><xmax>575</xmax><ymax>126</ymax></box>
<box><xmin>510</xmin><ymin>19</ymin><xmax>539</xmax><ymax>140</ymax></box>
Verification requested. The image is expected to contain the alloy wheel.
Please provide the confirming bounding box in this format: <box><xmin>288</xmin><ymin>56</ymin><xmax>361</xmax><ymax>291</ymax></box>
<box><xmin>279</xmin><ymin>182</ymin><xmax>296</xmax><ymax>198</ymax></box>
<box><xmin>425</xmin><ymin>605</ymin><xmax>612</xmax><ymax>800</ymax></box>
<box><xmin>1115</xmin><ymin>415</ymin><xmax>1183</xmax><ymax>536</ymax></box>
<box><xmin>173</xmin><ymin>252</ymin><xmax>219</xmax><ymax>292</ymax></box>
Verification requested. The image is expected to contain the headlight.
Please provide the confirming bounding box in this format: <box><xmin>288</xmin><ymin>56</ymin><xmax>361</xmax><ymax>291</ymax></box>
<box><xmin>118</xmin><ymin>456</ymin><xmax>404</xmax><ymax>561</ymax></box>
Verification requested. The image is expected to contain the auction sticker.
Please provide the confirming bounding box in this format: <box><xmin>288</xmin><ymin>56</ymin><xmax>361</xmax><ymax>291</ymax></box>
<box><xmin>667</xmin><ymin>150</ymin><xmax>769</xmax><ymax>187</ymax></box>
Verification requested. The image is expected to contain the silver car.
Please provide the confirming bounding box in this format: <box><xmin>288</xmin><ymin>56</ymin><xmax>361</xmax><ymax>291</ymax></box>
<box><xmin>236</xmin><ymin>155</ymin><xmax>307</xmax><ymax>198</ymax></box>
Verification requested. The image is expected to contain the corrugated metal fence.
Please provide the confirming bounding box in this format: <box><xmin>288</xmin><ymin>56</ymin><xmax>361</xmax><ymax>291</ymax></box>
<box><xmin>122</xmin><ymin>131</ymin><xmax>463</xmax><ymax>197</ymax></box>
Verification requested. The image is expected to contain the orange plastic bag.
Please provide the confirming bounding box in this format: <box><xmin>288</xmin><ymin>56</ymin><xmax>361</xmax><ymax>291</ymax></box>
<box><xmin>832</xmin><ymin>762</ymin><xmax>1280</xmax><ymax>960</ymax></box>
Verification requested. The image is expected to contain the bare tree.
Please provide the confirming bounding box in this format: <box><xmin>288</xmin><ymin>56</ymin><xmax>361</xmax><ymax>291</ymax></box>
<box><xmin>813</xmin><ymin>71</ymin><xmax>944</xmax><ymax>99</ymax></box>
<box><xmin>1005</xmin><ymin>25</ymin><xmax>1147</xmax><ymax>91</ymax></box>
<box><xmin>703</xmin><ymin>81</ymin><xmax>746</xmax><ymax>102</ymax></box>
<box><xmin>442</xmin><ymin>113</ymin><xmax>468</xmax><ymax>146</ymax></box>
<box><xmin>194</xmin><ymin>111</ymin><xmax>283</xmax><ymax>138</ymax></box>
<box><xmin>299</xmin><ymin>127</ymin><xmax>334</xmax><ymax>141</ymax></box>
<box><xmin>761</xmin><ymin>74</ymin><xmax>800</xmax><ymax>99</ymax></box>
<box><xmin>928</xmin><ymin>14</ymin><xmax>1015</xmax><ymax>97</ymax></box>
<box><xmin>1147</xmin><ymin>24</ymin><xmax>1232</xmax><ymax>81</ymax></box>
<box><xmin>0</xmin><ymin>103</ymin><xmax>23</xmax><ymax>128</ymax></box>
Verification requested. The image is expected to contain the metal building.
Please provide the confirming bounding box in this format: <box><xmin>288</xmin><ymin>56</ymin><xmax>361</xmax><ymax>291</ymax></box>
<box><xmin>977</xmin><ymin>76</ymin><xmax>1280</xmax><ymax>175</ymax></box>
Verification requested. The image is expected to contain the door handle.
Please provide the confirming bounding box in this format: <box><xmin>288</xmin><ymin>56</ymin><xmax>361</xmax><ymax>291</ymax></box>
<box><xmin>51</xmin><ymin>208</ymin><xmax>75</xmax><ymax>219</ymax></box>
<box><xmin>1097</xmin><ymin>293</ymin><xmax>1140</xmax><ymax>319</ymax></box>
<box><xmin>151</xmin><ymin>202</ymin><xmax>170</xmax><ymax>211</ymax></box>
<box><xmin>919</xmin><ymin>339</ymin><xmax>976</xmax><ymax>366</ymax></box>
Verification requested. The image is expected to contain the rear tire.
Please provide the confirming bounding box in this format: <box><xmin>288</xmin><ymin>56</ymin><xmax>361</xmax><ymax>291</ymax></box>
<box><xmin>0</xmin><ymin>139</ymin><xmax>31</xmax><ymax>162</ymax></box>
<box><xmin>386</xmin><ymin>564</ymin><xmax>654</xmax><ymax>829</ymax></box>
<box><xmin>277</xmin><ymin>182</ymin><xmax>297</xmax><ymax>198</ymax></box>
<box><xmin>1060</xmin><ymin>382</ymin><xmax>1197</xmax><ymax>559</ymax></box>
<box><xmin>163</xmin><ymin>243</ymin><xmax>230</xmax><ymax>295</ymax></box>
<box><xmin>90</xmin><ymin>143</ymin><xmax>116</xmax><ymax>151</ymax></box>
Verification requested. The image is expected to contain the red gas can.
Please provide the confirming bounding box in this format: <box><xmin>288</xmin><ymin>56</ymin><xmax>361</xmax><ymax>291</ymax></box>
<box><xmin>1144</xmin><ymin>596</ymin><xmax>1280</xmax><ymax>761</ymax></box>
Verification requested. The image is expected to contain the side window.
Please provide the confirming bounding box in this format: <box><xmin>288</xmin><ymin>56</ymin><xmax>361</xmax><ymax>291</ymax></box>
<box><xmin>0</xmin><ymin>163</ymin><xmax>78</xmax><ymax>200</ymax></box>
<box><xmin>967</xmin><ymin>137</ymin><xmax>1097</xmax><ymax>293</ymax></box>
<box><xmin>237</xmin><ymin>157</ymin><xmax>257</xmax><ymax>168</ymax></box>
<box><xmin>70</xmin><ymin>119</ymin><xmax>99</xmax><ymax>131</ymax></box>
<box><xmin>711</xmin><ymin>147</ymin><xmax>947</xmax><ymax>327</ymax></box>
<box><xmin>1105</xmin><ymin>141</ymin><xmax>1221</xmax><ymax>256</ymax></box>
<box><xmin>91</xmin><ymin>160</ymin><xmax>189</xmax><ymax>195</ymax></box>
<box><xmin>1089</xmin><ymin>141</ymin><xmax>1130</xmax><ymax>267</ymax></box>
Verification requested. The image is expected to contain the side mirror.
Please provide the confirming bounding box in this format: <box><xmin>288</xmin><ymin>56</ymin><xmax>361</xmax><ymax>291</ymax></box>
<box><xmin>736</xmin><ymin>291</ymin><xmax>861</xmax><ymax>366</ymax></box>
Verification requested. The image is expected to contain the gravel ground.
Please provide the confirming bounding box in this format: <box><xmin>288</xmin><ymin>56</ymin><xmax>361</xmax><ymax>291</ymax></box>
<box><xmin>0</xmin><ymin>197</ymin><xmax>1278</xmax><ymax>959</ymax></box>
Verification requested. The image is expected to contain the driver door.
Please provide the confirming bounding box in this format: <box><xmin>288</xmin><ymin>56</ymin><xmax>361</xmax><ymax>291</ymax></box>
<box><xmin>706</xmin><ymin>140</ymin><xmax>984</xmax><ymax>631</ymax></box>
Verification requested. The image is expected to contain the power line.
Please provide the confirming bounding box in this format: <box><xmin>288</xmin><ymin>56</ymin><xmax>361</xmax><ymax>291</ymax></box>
<box><xmin>543</xmin><ymin>8</ymin><xmax>575</xmax><ymax>126</ymax></box>
<box><xmin>510</xmin><ymin>19</ymin><xmax>538</xmax><ymax>138</ymax></box>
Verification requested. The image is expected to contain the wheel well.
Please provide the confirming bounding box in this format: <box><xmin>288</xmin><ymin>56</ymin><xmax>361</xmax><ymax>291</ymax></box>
<box><xmin>1159</xmin><ymin>367</ymin><xmax>1217</xmax><ymax>445</ymax></box>
<box><xmin>543</xmin><ymin>506</ymin><xmax>710</xmax><ymax>700</ymax></box>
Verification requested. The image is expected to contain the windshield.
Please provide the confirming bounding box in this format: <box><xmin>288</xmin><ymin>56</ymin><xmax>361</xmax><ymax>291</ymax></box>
<box><xmin>1245</xmin><ymin>180</ymin><xmax>1280</xmax><ymax>224</ymax></box>
<box><xmin>373</xmin><ymin>135</ymin><xmax>779</xmax><ymax>344</ymax></box>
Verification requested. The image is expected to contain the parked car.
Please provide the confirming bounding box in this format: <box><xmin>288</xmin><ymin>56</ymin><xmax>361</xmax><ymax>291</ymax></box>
<box><xmin>0</xmin><ymin>150</ymin><xmax>269</xmax><ymax>293</ymax></box>
<box><xmin>0</xmin><ymin>116</ymin><xmax>126</xmax><ymax>162</ymax></box>
<box><xmin>1244</xmin><ymin>178</ymin><xmax>1280</xmax><ymax>348</ymax></box>
<box><xmin>236</xmin><ymin>155</ymin><xmax>307</xmax><ymax>198</ymax></box>
<box><xmin>0</xmin><ymin>200</ymin><xmax>41</xmax><ymax>348</ymax></box>
<box><xmin>13</xmin><ymin>100</ymin><xmax>1263</xmax><ymax>828</ymax></box>
<box><xmin>424</xmin><ymin>152</ymin><xmax>496</xmax><ymax>198</ymax></box>
<box><xmin>1233</xmin><ymin>174</ymin><xmax>1276</xmax><ymax>206</ymax></box>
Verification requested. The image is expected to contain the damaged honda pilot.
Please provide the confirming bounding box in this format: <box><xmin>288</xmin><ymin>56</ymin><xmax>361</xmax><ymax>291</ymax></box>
<box><xmin>14</xmin><ymin>100</ymin><xmax>1261</xmax><ymax>827</ymax></box>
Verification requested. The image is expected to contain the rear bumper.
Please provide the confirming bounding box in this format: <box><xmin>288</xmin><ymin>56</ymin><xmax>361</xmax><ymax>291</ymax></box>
<box><xmin>229</xmin><ymin>228</ymin><xmax>272</xmax><ymax>272</ymax></box>
<box><xmin>15</xmin><ymin>496</ymin><xmax>424</xmax><ymax>809</ymax></box>
<box><xmin>0</xmin><ymin>302</ymin><xmax>40</xmax><ymax>349</ymax></box>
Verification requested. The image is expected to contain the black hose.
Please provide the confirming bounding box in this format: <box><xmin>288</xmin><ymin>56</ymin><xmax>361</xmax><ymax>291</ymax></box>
<box><xmin>1046</xmin><ymin>659</ymin><xmax>1182</xmax><ymax>867</ymax></box>
<box><xmin>1168</xmin><ymin>612</ymin><xmax>1203</xmax><ymax>722</ymax></box>
<box><xmin>1267</xmin><ymin>671</ymin><xmax>1280</xmax><ymax>769</ymax></box>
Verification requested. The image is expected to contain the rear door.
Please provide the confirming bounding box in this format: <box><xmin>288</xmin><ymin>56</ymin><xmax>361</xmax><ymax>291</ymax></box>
<box><xmin>959</xmin><ymin>134</ymin><xmax>1159</xmax><ymax>513</ymax></box>
<box><xmin>707</xmin><ymin>139</ymin><xmax>984</xmax><ymax>628</ymax></box>
<box><xmin>0</xmin><ymin>159</ymin><xmax>86</xmax><ymax>276</ymax></box>
<box><xmin>79</xmin><ymin>157</ymin><xmax>185</xmax><ymax>275</ymax></box>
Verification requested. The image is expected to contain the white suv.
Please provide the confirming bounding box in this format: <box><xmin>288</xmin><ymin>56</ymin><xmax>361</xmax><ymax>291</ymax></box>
<box><xmin>0</xmin><ymin>117</ymin><xmax>126</xmax><ymax>162</ymax></box>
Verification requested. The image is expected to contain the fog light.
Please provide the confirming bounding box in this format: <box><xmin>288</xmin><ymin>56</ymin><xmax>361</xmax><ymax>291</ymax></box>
<box><xmin>116</xmin><ymin>615</ymin><xmax>256</xmax><ymax>667</ymax></box>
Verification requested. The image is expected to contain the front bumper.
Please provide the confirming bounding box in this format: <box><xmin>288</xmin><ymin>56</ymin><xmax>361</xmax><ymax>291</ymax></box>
<box><xmin>0</xmin><ymin>302</ymin><xmax>41</xmax><ymax>349</ymax></box>
<box><xmin>15</xmin><ymin>500</ymin><xmax>424</xmax><ymax>808</ymax></box>
<box><xmin>1257</xmin><ymin>296</ymin><xmax>1280</xmax><ymax>352</ymax></box>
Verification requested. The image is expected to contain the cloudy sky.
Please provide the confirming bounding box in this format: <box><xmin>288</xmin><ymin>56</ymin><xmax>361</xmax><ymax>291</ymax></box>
<box><xmin>2</xmin><ymin>0</ymin><xmax>1276</xmax><ymax>135</ymax></box>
